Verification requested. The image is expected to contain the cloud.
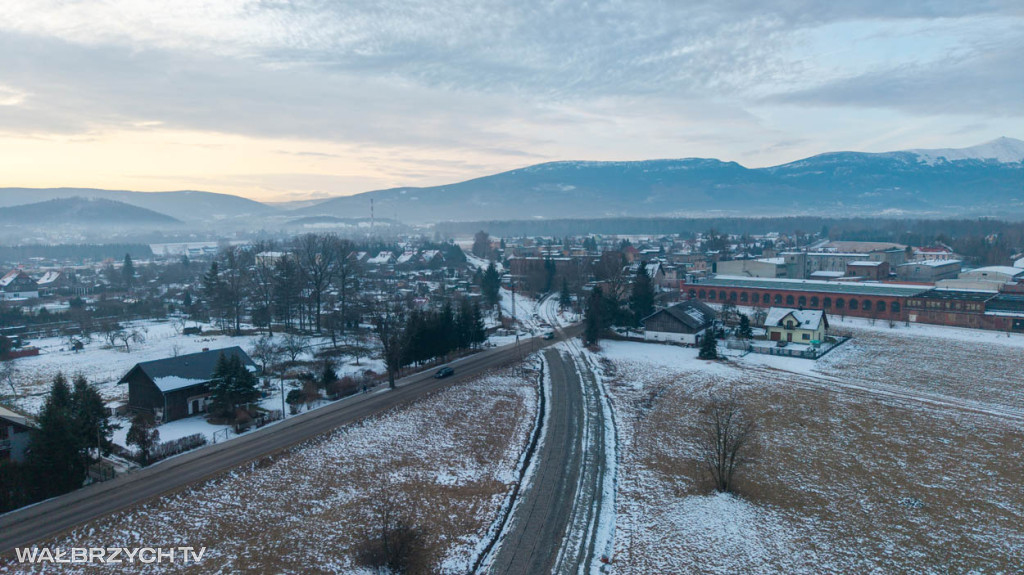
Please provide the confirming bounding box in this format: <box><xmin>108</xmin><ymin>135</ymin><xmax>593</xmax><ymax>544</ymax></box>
<box><xmin>766</xmin><ymin>34</ymin><xmax>1024</xmax><ymax>116</ymax></box>
<box><xmin>0</xmin><ymin>1</ymin><xmax>1021</xmax><ymax>197</ymax></box>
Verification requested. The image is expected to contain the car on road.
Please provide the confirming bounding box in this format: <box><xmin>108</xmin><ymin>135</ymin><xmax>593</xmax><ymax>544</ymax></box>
<box><xmin>542</xmin><ymin>331</ymin><xmax>555</xmax><ymax>340</ymax></box>
<box><xmin>434</xmin><ymin>366</ymin><xmax>455</xmax><ymax>378</ymax></box>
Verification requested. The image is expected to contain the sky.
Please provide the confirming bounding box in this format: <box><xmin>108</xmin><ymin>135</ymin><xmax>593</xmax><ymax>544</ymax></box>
<box><xmin>0</xmin><ymin>1</ymin><xmax>1021</xmax><ymax>203</ymax></box>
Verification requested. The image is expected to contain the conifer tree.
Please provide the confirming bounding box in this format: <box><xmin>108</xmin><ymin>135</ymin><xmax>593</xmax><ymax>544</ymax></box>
<box><xmin>72</xmin><ymin>375</ymin><xmax>116</xmax><ymax>459</ymax></box>
<box><xmin>698</xmin><ymin>328</ymin><xmax>719</xmax><ymax>360</ymax></box>
<box><xmin>481</xmin><ymin>262</ymin><xmax>501</xmax><ymax>310</ymax></box>
<box><xmin>126</xmin><ymin>413</ymin><xmax>160</xmax><ymax>465</ymax></box>
<box><xmin>122</xmin><ymin>253</ymin><xmax>135</xmax><ymax>290</ymax></box>
<box><xmin>27</xmin><ymin>373</ymin><xmax>86</xmax><ymax>498</ymax></box>
<box><xmin>737</xmin><ymin>314</ymin><xmax>753</xmax><ymax>339</ymax></box>
<box><xmin>630</xmin><ymin>261</ymin><xmax>656</xmax><ymax>326</ymax></box>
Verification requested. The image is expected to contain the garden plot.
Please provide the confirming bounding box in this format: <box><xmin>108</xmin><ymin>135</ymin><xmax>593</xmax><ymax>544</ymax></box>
<box><xmin>3</xmin><ymin>365</ymin><xmax>539</xmax><ymax>575</ymax></box>
<box><xmin>597</xmin><ymin>338</ymin><xmax>1024</xmax><ymax>574</ymax></box>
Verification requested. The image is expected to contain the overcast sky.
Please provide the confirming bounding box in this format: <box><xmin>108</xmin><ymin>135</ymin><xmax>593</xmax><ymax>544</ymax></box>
<box><xmin>1</xmin><ymin>1</ymin><xmax>1021</xmax><ymax>202</ymax></box>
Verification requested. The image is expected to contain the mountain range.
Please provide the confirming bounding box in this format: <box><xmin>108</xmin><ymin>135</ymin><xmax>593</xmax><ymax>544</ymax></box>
<box><xmin>1</xmin><ymin>137</ymin><xmax>1022</xmax><ymax>226</ymax></box>
<box><xmin>0</xmin><ymin>197</ymin><xmax>180</xmax><ymax>227</ymax></box>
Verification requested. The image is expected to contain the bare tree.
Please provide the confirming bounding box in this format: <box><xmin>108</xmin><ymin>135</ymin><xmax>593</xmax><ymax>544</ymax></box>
<box><xmin>295</xmin><ymin>233</ymin><xmax>339</xmax><ymax>333</ymax></box>
<box><xmin>369</xmin><ymin>298</ymin><xmax>407</xmax><ymax>389</ymax></box>
<box><xmin>355</xmin><ymin>471</ymin><xmax>432</xmax><ymax>574</ymax></box>
<box><xmin>281</xmin><ymin>333</ymin><xmax>308</xmax><ymax>364</ymax></box>
<box><xmin>696</xmin><ymin>391</ymin><xmax>757</xmax><ymax>493</ymax></box>
<box><xmin>249</xmin><ymin>240</ymin><xmax>278</xmax><ymax>336</ymax></box>
<box><xmin>115</xmin><ymin>328</ymin><xmax>147</xmax><ymax>353</ymax></box>
<box><xmin>249</xmin><ymin>335</ymin><xmax>282</xmax><ymax>375</ymax></box>
<box><xmin>0</xmin><ymin>358</ymin><xmax>18</xmax><ymax>397</ymax></box>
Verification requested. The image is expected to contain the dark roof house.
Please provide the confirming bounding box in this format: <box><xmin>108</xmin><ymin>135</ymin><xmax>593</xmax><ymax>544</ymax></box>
<box><xmin>641</xmin><ymin>299</ymin><xmax>718</xmax><ymax>344</ymax></box>
<box><xmin>120</xmin><ymin>347</ymin><xmax>258</xmax><ymax>422</ymax></box>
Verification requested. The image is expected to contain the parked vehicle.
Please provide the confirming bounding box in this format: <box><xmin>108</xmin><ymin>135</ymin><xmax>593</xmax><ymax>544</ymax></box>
<box><xmin>434</xmin><ymin>366</ymin><xmax>455</xmax><ymax>379</ymax></box>
<box><xmin>542</xmin><ymin>332</ymin><xmax>555</xmax><ymax>340</ymax></box>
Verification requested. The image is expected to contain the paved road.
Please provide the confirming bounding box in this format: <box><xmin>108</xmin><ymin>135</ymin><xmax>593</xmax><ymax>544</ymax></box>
<box><xmin>488</xmin><ymin>342</ymin><xmax>609</xmax><ymax>575</ymax></box>
<box><xmin>0</xmin><ymin>328</ymin><xmax>579</xmax><ymax>554</ymax></box>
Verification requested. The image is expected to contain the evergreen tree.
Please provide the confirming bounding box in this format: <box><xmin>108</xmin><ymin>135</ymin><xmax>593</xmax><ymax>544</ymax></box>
<box><xmin>481</xmin><ymin>262</ymin><xmax>501</xmax><ymax>309</ymax></box>
<box><xmin>471</xmin><ymin>302</ymin><xmax>487</xmax><ymax>346</ymax></box>
<box><xmin>629</xmin><ymin>261</ymin><xmax>656</xmax><ymax>326</ymax></box>
<box><xmin>122</xmin><ymin>253</ymin><xmax>135</xmax><ymax>290</ymax></box>
<box><xmin>208</xmin><ymin>353</ymin><xmax>260</xmax><ymax>417</ymax></box>
<box><xmin>320</xmin><ymin>359</ymin><xmax>338</xmax><ymax>389</ymax></box>
<box><xmin>126</xmin><ymin>413</ymin><xmax>160</xmax><ymax>465</ymax></box>
<box><xmin>72</xmin><ymin>375</ymin><xmax>116</xmax><ymax>460</ymax></box>
<box><xmin>559</xmin><ymin>278</ymin><xmax>572</xmax><ymax>310</ymax></box>
<box><xmin>27</xmin><ymin>373</ymin><xmax>86</xmax><ymax>499</ymax></box>
<box><xmin>737</xmin><ymin>314</ymin><xmax>753</xmax><ymax>339</ymax></box>
<box><xmin>202</xmin><ymin>261</ymin><xmax>225</xmax><ymax>325</ymax></box>
<box><xmin>208</xmin><ymin>352</ymin><xmax>233</xmax><ymax>417</ymax></box>
<box><xmin>698</xmin><ymin>328</ymin><xmax>719</xmax><ymax>360</ymax></box>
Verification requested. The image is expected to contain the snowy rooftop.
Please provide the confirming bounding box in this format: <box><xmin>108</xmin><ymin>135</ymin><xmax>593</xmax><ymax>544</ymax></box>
<box><xmin>900</xmin><ymin>259</ymin><xmax>962</xmax><ymax>268</ymax></box>
<box><xmin>765</xmin><ymin>307</ymin><xmax>826</xmax><ymax>329</ymax></box>
<box><xmin>964</xmin><ymin>266</ymin><xmax>1024</xmax><ymax>277</ymax></box>
<box><xmin>705</xmin><ymin>276</ymin><xmax>929</xmax><ymax>297</ymax></box>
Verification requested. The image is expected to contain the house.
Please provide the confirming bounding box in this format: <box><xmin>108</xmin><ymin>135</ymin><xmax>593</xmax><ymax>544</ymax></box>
<box><xmin>0</xmin><ymin>270</ymin><xmax>39</xmax><ymax>300</ymax></box>
<box><xmin>420</xmin><ymin>250</ymin><xmax>445</xmax><ymax>267</ymax></box>
<box><xmin>367</xmin><ymin>251</ymin><xmax>395</xmax><ymax>265</ymax></box>
<box><xmin>120</xmin><ymin>347</ymin><xmax>259</xmax><ymax>422</ymax></box>
<box><xmin>641</xmin><ymin>299</ymin><xmax>717</xmax><ymax>345</ymax></box>
<box><xmin>255</xmin><ymin>251</ymin><xmax>287</xmax><ymax>267</ymax></box>
<box><xmin>0</xmin><ymin>405</ymin><xmax>32</xmax><ymax>463</ymax></box>
<box><xmin>764</xmin><ymin>308</ymin><xmax>828</xmax><ymax>344</ymax></box>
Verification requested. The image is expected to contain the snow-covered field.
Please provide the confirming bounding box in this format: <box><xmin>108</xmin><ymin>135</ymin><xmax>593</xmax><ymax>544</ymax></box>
<box><xmin>596</xmin><ymin>330</ymin><xmax>1024</xmax><ymax>573</ymax></box>
<box><xmin>2</xmin><ymin>319</ymin><xmax>386</xmax><ymax>449</ymax></box>
<box><xmin>4</xmin><ymin>364</ymin><xmax>540</xmax><ymax>574</ymax></box>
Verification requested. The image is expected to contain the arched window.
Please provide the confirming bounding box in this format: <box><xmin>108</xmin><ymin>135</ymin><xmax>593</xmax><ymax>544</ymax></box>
<box><xmin>877</xmin><ymin>301</ymin><xmax>887</xmax><ymax>313</ymax></box>
<box><xmin>798</xmin><ymin>296</ymin><xmax>807</xmax><ymax>307</ymax></box>
<box><xmin>751</xmin><ymin>293</ymin><xmax>759</xmax><ymax>304</ymax></box>
<box><xmin>740</xmin><ymin>292</ymin><xmax>748</xmax><ymax>302</ymax></box>
<box><xmin>709</xmin><ymin>290</ymin><xmax>716</xmax><ymax>300</ymax></box>
<box><xmin>719</xmin><ymin>290</ymin><xmax>727</xmax><ymax>301</ymax></box>
<box><xmin>823</xmin><ymin>297</ymin><xmax>831</xmax><ymax>308</ymax></box>
<box><xmin>891</xmin><ymin>301</ymin><xmax>900</xmax><ymax>314</ymax></box>
<box><xmin>774</xmin><ymin>294</ymin><xmax>783</xmax><ymax>304</ymax></box>
<box><xmin>786</xmin><ymin>295</ymin><xmax>795</xmax><ymax>306</ymax></box>
<box><xmin>862</xmin><ymin>300</ymin><xmax>872</xmax><ymax>312</ymax></box>
<box><xmin>850</xmin><ymin>299</ymin><xmax>859</xmax><ymax>311</ymax></box>
<box><xmin>688</xmin><ymin>289</ymin><xmax>696</xmax><ymax>298</ymax></box>
<box><xmin>810</xmin><ymin>296</ymin><xmax>819</xmax><ymax>307</ymax></box>
<box><xmin>836</xmin><ymin>298</ymin><xmax>845</xmax><ymax>309</ymax></box>
<box><xmin>729</xmin><ymin>291</ymin><xmax>737</xmax><ymax>301</ymax></box>
<box><xmin>698</xmin><ymin>290</ymin><xmax>706</xmax><ymax>298</ymax></box>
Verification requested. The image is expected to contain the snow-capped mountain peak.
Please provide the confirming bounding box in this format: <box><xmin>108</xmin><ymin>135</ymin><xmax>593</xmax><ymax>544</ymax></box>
<box><xmin>907</xmin><ymin>136</ymin><xmax>1024</xmax><ymax>165</ymax></box>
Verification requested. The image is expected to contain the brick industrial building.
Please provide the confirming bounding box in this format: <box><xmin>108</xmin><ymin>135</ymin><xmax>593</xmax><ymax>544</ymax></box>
<box><xmin>691</xmin><ymin>276</ymin><xmax>1024</xmax><ymax>332</ymax></box>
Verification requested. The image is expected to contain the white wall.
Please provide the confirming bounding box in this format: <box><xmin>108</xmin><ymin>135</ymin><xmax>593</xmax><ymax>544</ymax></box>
<box><xmin>644</xmin><ymin>329</ymin><xmax>704</xmax><ymax>345</ymax></box>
